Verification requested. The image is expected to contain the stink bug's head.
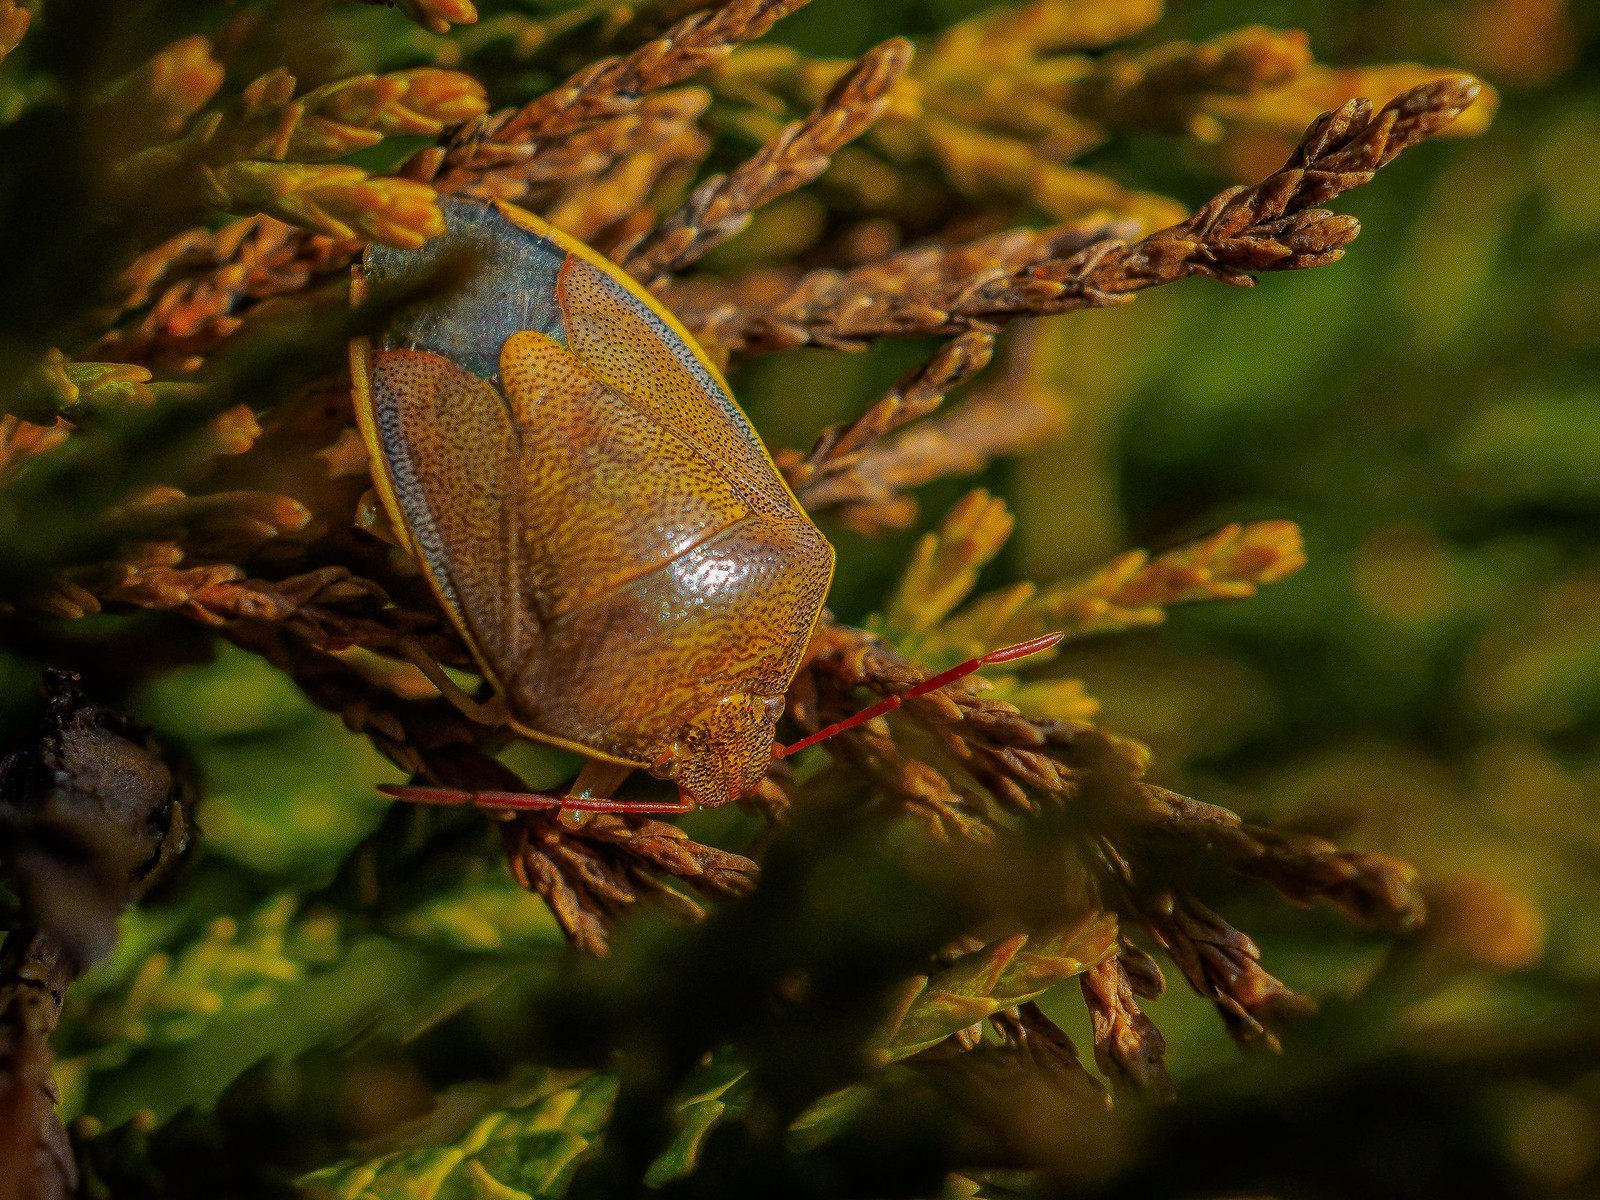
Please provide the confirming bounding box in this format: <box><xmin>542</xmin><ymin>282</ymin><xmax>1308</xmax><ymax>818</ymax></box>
<box><xmin>657</xmin><ymin>693</ymin><xmax>786</xmax><ymax>808</ymax></box>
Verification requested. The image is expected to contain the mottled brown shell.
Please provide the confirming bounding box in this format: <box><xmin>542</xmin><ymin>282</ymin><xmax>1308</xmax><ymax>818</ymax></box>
<box><xmin>351</xmin><ymin>197</ymin><xmax>833</xmax><ymax>804</ymax></box>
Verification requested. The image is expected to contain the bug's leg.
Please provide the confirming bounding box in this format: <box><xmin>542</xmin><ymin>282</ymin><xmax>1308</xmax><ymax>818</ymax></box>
<box><xmin>397</xmin><ymin>637</ymin><xmax>509</xmax><ymax>727</ymax></box>
<box><xmin>355</xmin><ymin>488</ymin><xmax>402</xmax><ymax>548</ymax></box>
<box><xmin>380</xmin><ymin>760</ymin><xmax>694</xmax><ymax>816</ymax></box>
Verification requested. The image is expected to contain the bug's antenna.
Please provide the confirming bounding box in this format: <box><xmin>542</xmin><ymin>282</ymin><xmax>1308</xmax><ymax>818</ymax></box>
<box><xmin>774</xmin><ymin>631</ymin><xmax>1065</xmax><ymax>759</ymax></box>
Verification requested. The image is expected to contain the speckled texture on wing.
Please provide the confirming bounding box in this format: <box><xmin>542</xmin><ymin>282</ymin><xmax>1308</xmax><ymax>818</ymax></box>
<box><xmin>510</xmin><ymin>511</ymin><xmax>836</xmax><ymax>764</ymax></box>
<box><xmin>366</xmin><ymin>349</ymin><xmax>529</xmax><ymax>677</ymax></box>
<box><xmin>497</xmin><ymin>330</ymin><xmax>749</xmax><ymax>621</ymax></box>
<box><xmin>555</xmin><ymin>255</ymin><xmax>796</xmax><ymax>518</ymax></box>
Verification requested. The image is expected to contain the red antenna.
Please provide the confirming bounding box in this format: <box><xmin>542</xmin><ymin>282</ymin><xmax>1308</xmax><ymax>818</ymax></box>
<box><xmin>775</xmin><ymin>631</ymin><xmax>1065</xmax><ymax>759</ymax></box>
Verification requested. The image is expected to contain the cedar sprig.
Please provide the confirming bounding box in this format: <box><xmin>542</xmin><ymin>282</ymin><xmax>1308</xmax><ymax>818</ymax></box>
<box><xmin>500</xmin><ymin>809</ymin><xmax>759</xmax><ymax>958</ymax></box>
<box><xmin>788</xmin><ymin>614</ymin><xmax>1423</xmax><ymax>1052</ymax></box>
<box><xmin>873</xmin><ymin>916</ymin><xmax>1118</xmax><ymax>1064</ymax></box>
<box><xmin>96</xmin><ymin>218</ymin><xmax>362</xmax><ymax>370</ymax></box>
<box><xmin>680</xmin><ymin>77</ymin><xmax>1482</xmax><ymax>353</ymax></box>
<box><xmin>714</xmin><ymin>9</ymin><xmax>1488</xmax><ymax>227</ymax></box>
<box><xmin>797</xmin><ymin>378</ymin><xmax>1060</xmax><ymax>535</ymax></box>
<box><xmin>617</xmin><ymin>35</ymin><xmax>914</xmax><ymax>288</ymax></box>
<box><xmin>675</xmin><ymin>214</ymin><xmax>1135</xmax><ymax>353</ymax></box>
<box><xmin>112</xmin><ymin>61</ymin><xmax>487</xmax><ymax>247</ymax></box>
<box><xmin>545</xmin><ymin>96</ymin><xmax>714</xmax><ymax>248</ymax></box>
<box><xmin>32</xmin><ymin>560</ymin><xmax>380</xmax><ymax>631</ymax></box>
<box><xmin>776</xmin><ymin>323</ymin><xmax>1081</xmax><ymax>534</ymax></box>
<box><xmin>97</xmin><ymin>90</ymin><xmax>716</xmax><ymax>369</ymax></box>
<box><xmin>1134</xmin><ymin>891</ymin><xmax>1317</xmax><ymax>1050</ymax></box>
<box><xmin>7</xmin><ymin>353</ymin><xmax>177</xmax><ymax>425</ymax></box>
<box><xmin>1057</xmin><ymin>25</ymin><xmax>1315</xmax><ymax>138</ymax></box>
<box><xmin>939</xmin><ymin>0</ymin><xmax>1167</xmax><ymax>57</ymax></box>
<box><xmin>93</xmin><ymin>34</ymin><xmax>226</xmax><ymax>153</ymax></box>
<box><xmin>104</xmin><ymin>43</ymin><xmax>485</xmax><ymax>192</ymax></box>
<box><xmin>970</xmin><ymin>518</ymin><xmax>1309</xmax><ymax>648</ymax></box>
<box><xmin>873</xmin><ymin>489</ymin><xmax>1306</xmax><ymax>667</ymax></box>
<box><xmin>99</xmin><ymin>0</ymin><xmax>806</xmax><ymax>367</ymax></box>
<box><xmin>1079</xmin><ymin>953</ymin><xmax>1172</xmax><ymax>1097</ymax></box>
<box><xmin>778</xmin><ymin>329</ymin><xmax>996</xmax><ymax>516</ymax></box>
<box><xmin>495</xmin><ymin>0</ymin><xmax>807</xmax><ymax>144</ymax></box>
<box><xmin>419</xmin><ymin>0</ymin><xmax>810</xmax><ymax>195</ymax></box>
<box><xmin>363</xmin><ymin>0</ymin><xmax>479</xmax><ymax>35</ymax></box>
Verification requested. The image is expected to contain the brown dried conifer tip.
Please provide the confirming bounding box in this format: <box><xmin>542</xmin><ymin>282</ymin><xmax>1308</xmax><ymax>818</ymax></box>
<box><xmin>685</xmin><ymin>75</ymin><xmax>1484</xmax><ymax>354</ymax></box>
<box><xmin>618</xmin><ymin>35</ymin><xmax>914</xmax><ymax>288</ymax></box>
<box><xmin>493</xmin><ymin>0</ymin><xmax>808</xmax><ymax>145</ymax></box>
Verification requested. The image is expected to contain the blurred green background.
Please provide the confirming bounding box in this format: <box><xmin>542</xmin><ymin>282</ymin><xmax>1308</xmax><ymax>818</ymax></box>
<box><xmin>8</xmin><ymin>0</ymin><xmax>1598</xmax><ymax>1196</ymax></box>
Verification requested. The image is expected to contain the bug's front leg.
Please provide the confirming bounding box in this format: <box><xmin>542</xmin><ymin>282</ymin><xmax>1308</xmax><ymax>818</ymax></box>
<box><xmin>380</xmin><ymin>760</ymin><xmax>694</xmax><ymax>815</ymax></box>
<box><xmin>378</xmin><ymin>784</ymin><xmax>694</xmax><ymax>815</ymax></box>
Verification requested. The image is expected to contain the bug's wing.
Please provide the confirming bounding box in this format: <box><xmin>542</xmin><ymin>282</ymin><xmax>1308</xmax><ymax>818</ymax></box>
<box><xmin>496</xmin><ymin>330</ymin><xmax>750</xmax><ymax>621</ymax></box>
<box><xmin>552</xmin><ymin>256</ymin><xmax>798</xmax><ymax>516</ymax></box>
<box><xmin>496</xmin><ymin>330</ymin><xmax>829</xmax><ymax>762</ymax></box>
<box><xmin>357</xmin><ymin>348</ymin><xmax>529</xmax><ymax>680</ymax></box>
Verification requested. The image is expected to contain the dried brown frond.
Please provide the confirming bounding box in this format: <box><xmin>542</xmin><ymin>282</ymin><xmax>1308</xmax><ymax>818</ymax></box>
<box><xmin>501</xmin><ymin>813</ymin><xmax>757</xmax><ymax>957</ymax></box>
<box><xmin>779</xmin><ymin>329</ymin><xmax>995</xmax><ymax>515</ymax></box>
<box><xmin>418</xmin><ymin>0</ymin><xmax>810</xmax><ymax>199</ymax></box>
<box><xmin>617</xmin><ymin>36</ymin><xmax>914</xmax><ymax>288</ymax></box>
<box><xmin>816</xmin><ymin>383</ymin><xmax>1059</xmax><ymax>536</ymax></box>
<box><xmin>1134</xmin><ymin>893</ymin><xmax>1315</xmax><ymax>1049</ymax></box>
<box><xmin>95</xmin><ymin>219</ymin><xmax>361</xmax><ymax>369</ymax></box>
<box><xmin>684</xmin><ymin>77</ymin><xmax>1482</xmax><ymax>353</ymax></box>
<box><xmin>495</xmin><ymin>0</ymin><xmax>807</xmax><ymax>144</ymax></box>
<box><xmin>1148</xmin><ymin>796</ymin><xmax>1427</xmax><ymax>931</ymax></box>
<box><xmin>987</xmin><ymin>1001</ymin><xmax>1106</xmax><ymax>1099</ymax></box>
<box><xmin>677</xmin><ymin>216</ymin><xmax>1132</xmax><ymax>354</ymax></box>
<box><xmin>544</xmin><ymin>103</ymin><xmax>714</xmax><ymax>249</ymax></box>
<box><xmin>1079</xmin><ymin>954</ymin><xmax>1172</xmax><ymax>1097</ymax></box>
<box><xmin>781</xmin><ymin>329</ymin><xmax>1065</xmax><ymax>533</ymax></box>
<box><xmin>31</xmin><ymin>559</ymin><xmax>390</xmax><ymax>631</ymax></box>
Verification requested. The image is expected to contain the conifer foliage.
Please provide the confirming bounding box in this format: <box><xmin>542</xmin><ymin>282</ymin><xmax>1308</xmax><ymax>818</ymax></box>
<box><xmin>0</xmin><ymin>2</ymin><xmax>1503</xmax><ymax>1197</ymax></box>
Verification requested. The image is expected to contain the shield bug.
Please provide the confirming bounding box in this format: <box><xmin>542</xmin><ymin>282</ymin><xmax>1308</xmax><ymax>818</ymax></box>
<box><xmin>351</xmin><ymin>195</ymin><xmax>1059</xmax><ymax>815</ymax></box>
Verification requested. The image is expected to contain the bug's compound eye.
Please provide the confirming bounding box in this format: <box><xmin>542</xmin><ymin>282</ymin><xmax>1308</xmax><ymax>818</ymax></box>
<box><xmin>654</xmin><ymin>744</ymin><xmax>686</xmax><ymax>780</ymax></box>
